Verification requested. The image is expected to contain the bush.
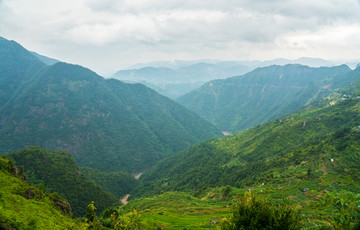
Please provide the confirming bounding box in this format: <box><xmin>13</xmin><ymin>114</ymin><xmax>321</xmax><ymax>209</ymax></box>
<box><xmin>221</xmin><ymin>192</ymin><xmax>302</xmax><ymax>230</ymax></box>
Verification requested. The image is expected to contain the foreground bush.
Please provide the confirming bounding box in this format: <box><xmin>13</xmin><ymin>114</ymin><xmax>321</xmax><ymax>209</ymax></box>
<box><xmin>221</xmin><ymin>192</ymin><xmax>302</xmax><ymax>230</ymax></box>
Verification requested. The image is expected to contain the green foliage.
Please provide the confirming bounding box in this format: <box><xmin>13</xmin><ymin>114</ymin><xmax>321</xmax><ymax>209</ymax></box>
<box><xmin>177</xmin><ymin>64</ymin><xmax>355</xmax><ymax>132</ymax></box>
<box><xmin>103</xmin><ymin>191</ymin><xmax>230</xmax><ymax>229</ymax></box>
<box><xmin>110</xmin><ymin>209</ymin><xmax>144</xmax><ymax>230</ymax></box>
<box><xmin>80</xmin><ymin>167</ymin><xmax>139</xmax><ymax>198</ymax></box>
<box><xmin>6</xmin><ymin>146</ymin><xmax>118</xmax><ymax>216</ymax></box>
<box><xmin>86</xmin><ymin>201</ymin><xmax>97</xmax><ymax>223</ymax></box>
<box><xmin>321</xmin><ymin>191</ymin><xmax>360</xmax><ymax>229</ymax></box>
<box><xmin>0</xmin><ymin>156</ymin><xmax>86</xmax><ymax>229</ymax></box>
<box><xmin>221</xmin><ymin>192</ymin><xmax>302</xmax><ymax>230</ymax></box>
<box><xmin>0</xmin><ymin>36</ymin><xmax>221</xmax><ymax>173</ymax></box>
<box><xmin>136</xmin><ymin>95</ymin><xmax>360</xmax><ymax>198</ymax></box>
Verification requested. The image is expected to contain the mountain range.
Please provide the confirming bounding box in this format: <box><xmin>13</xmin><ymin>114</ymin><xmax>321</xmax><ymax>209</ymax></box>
<box><xmin>112</xmin><ymin>57</ymin><xmax>341</xmax><ymax>99</ymax></box>
<box><xmin>2</xmin><ymin>35</ymin><xmax>360</xmax><ymax>229</ymax></box>
<box><xmin>0</xmin><ymin>36</ymin><xmax>221</xmax><ymax>173</ymax></box>
<box><xmin>177</xmin><ymin>64</ymin><xmax>357</xmax><ymax>132</ymax></box>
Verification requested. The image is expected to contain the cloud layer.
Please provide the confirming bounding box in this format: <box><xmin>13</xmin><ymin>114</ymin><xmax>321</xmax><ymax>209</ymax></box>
<box><xmin>1</xmin><ymin>0</ymin><xmax>359</xmax><ymax>73</ymax></box>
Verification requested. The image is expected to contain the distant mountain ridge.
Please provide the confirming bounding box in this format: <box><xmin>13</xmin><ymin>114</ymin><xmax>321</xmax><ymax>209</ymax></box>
<box><xmin>112</xmin><ymin>62</ymin><xmax>252</xmax><ymax>98</ymax></box>
<box><xmin>113</xmin><ymin>57</ymin><xmax>339</xmax><ymax>99</ymax></box>
<box><xmin>126</xmin><ymin>57</ymin><xmax>335</xmax><ymax>70</ymax></box>
<box><xmin>0</xmin><ymin>36</ymin><xmax>221</xmax><ymax>173</ymax></box>
<box><xmin>177</xmin><ymin>64</ymin><xmax>354</xmax><ymax>132</ymax></box>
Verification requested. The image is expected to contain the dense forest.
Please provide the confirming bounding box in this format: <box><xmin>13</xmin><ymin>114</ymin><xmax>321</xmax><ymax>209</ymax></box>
<box><xmin>6</xmin><ymin>146</ymin><xmax>119</xmax><ymax>216</ymax></box>
<box><xmin>0</xmin><ymin>37</ymin><xmax>221</xmax><ymax>173</ymax></box>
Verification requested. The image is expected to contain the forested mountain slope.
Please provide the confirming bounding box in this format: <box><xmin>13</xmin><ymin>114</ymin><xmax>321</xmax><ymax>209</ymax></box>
<box><xmin>0</xmin><ymin>156</ymin><xmax>85</xmax><ymax>229</ymax></box>
<box><xmin>6</xmin><ymin>147</ymin><xmax>118</xmax><ymax>216</ymax></box>
<box><xmin>177</xmin><ymin>64</ymin><xmax>355</xmax><ymax>132</ymax></box>
<box><xmin>135</xmin><ymin>69</ymin><xmax>360</xmax><ymax>197</ymax></box>
<box><xmin>0</xmin><ymin>37</ymin><xmax>221</xmax><ymax>173</ymax></box>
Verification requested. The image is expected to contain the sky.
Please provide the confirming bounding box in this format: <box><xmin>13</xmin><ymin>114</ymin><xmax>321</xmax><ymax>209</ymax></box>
<box><xmin>1</xmin><ymin>0</ymin><xmax>360</xmax><ymax>75</ymax></box>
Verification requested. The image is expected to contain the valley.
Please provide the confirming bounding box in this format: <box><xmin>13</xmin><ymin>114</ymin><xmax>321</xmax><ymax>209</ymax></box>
<box><xmin>1</xmin><ymin>36</ymin><xmax>360</xmax><ymax>229</ymax></box>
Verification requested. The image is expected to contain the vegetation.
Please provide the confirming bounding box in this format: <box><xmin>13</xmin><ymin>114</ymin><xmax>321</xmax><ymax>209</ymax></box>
<box><xmin>177</xmin><ymin>64</ymin><xmax>356</xmax><ymax>132</ymax></box>
<box><xmin>6</xmin><ymin>146</ymin><xmax>118</xmax><ymax>216</ymax></box>
<box><xmin>100</xmin><ymin>191</ymin><xmax>231</xmax><ymax>229</ymax></box>
<box><xmin>0</xmin><ymin>36</ymin><xmax>221</xmax><ymax>173</ymax></box>
<box><xmin>0</xmin><ymin>156</ymin><xmax>85</xmax><ymax>229</ymax></box>
<box><xmin>136</xmin><ymin>86</ymin><xmax>360</xmax><ymax>197</ymax></box>
<box><xmin>80</xmin><ymin>167</ymin><xmax>139</xmax><ymax>198</ymax></box>
<box><xmin>220</xmin><ymin>192</ymin><xmax>302</xmax><ymax>230</ymax></box>
<box><xmin>2</xmin><ymin>37</ymin><xmax>360</xmax><ymax>230</ymax></box>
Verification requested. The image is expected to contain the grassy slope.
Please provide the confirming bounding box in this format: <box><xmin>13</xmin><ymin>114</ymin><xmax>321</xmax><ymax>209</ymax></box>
<box><xmin>138</xmin><ymin>92</ymin><xmax>360</xmax><ymax>196</ymax></box>
<box><xmin>0</xmin><ymin>157</ymin><xmax>85</xmax><ymax>229</ymax></box>
<box><xmin>116</xmin><ymin>192</ymin><xmax>231</xmax><ymax>229</ymax></box>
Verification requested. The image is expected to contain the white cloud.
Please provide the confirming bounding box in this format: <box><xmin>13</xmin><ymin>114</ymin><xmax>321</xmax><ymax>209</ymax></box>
<box><xmin>0</xmin><ymin>0</ymin><xmax>360</xmax><ymax>73</ymax></box>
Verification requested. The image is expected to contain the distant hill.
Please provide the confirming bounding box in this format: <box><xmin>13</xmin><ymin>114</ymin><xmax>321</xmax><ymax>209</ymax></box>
<box><xmin>114</xmin><ymin>57</ymin><xmax>336</xmax><ymax>99</ymax></box>
<box><xmin>177</xmin><ymin>64</ymin><xmax>354</xmax><ymax>132</ymax></box>
<box><xmin>113</xmin><ymin>63</ymin><xmax>252</xmax><ymax>98</ymax></box>
<box><xmin>6</xmin><ymin>146</ymin><xmax>118</xmax><ymax>216</ymax></box>
<box><xmin>0</xmin><ymin>37</ymin><xmax>221</xmax><ymax>173</ymax></box>
<box><xmin>134</xmin><ymin>72</ymin><xmax>360</xmax><ymax>197</ymax></box>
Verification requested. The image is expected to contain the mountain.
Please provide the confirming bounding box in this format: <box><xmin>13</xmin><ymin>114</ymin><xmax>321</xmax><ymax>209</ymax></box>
<box><xmin>134</xmin><ymin>70</ymin><xmax>360</xmax><ymax>197</ymax></box>
<box><xmin>127</xmin><ymin>57</ymin><xmax>334</xmax><ymax>70</ymax></box>
<box><xmin>0</xmin><ymin>37</ymin><xmax>221</xmax><ymax>173</ymax></box>
<box><xmin>0</xmin><ymin>155</ymin><xmax>85</xmax><ymax>229</ymax></box>
<box><xmin>113</xmin><ymin>63</ymin><xmax>252</xmax><ymax>98</ymax></box>
<box><xmin>0</xmin><ymin>37</ymin><xmax>46</xmax><ymax>109</ymax></box>
<box><xmin>6</xmin><ymin>146</ymin><xmax>118</xmax><ymax>216</ymax></box>
<box><xmin>31</xmin><ymin>51</ymin><xmax>59</xmax><ymax>65</ymax></box>
<box><xmin>177</xmin><ymin>64</ymin><xmax>354</xmax><ymax>132</ymax></box>
<box><xmin>115</xmin><ymin>57</ymin><xmax>338</xmax><ymax>99</ymax></box>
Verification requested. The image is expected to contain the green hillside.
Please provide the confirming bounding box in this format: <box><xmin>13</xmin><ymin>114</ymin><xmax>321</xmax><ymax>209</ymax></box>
<box><xmin>177</xmin><ymin>64</ymin><xmax>354</xmax><ymax>132</ymax></box>
<box><xmin>0</xmin><ymin>37</ymin><xmax>221</xmax><ymax>173</ymax></box>
<box><xmin>6</xmin><ymin>146</ymin><xmax>118</xmax><ymax>217</ymax></box>
<box><xmin>135</xmin><ymin>71</ymin><xmax>360</xmax><ymax>197</ymax></box>
<box><xmin>0</xmin><ymin>156</ymin><xmax>85</xmax><ymax>229</ymax></box>
<box><xmin>80</xmin><ymin>167</ymin><xmax>139</xmax><ymax>199</ymax></box>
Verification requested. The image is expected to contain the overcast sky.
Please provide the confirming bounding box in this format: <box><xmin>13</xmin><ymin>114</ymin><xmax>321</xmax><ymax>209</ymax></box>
<box><xmin>1</xmin><ymin>0</ymin><xmax>360</xmax><ymax>75</ymax></box>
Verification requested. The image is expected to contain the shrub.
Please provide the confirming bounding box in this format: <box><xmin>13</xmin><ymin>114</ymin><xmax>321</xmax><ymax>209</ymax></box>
<box><xmin>221</xmin><ymin>192</ymin><xmax>302</xmax><ymax>230</ymax></box>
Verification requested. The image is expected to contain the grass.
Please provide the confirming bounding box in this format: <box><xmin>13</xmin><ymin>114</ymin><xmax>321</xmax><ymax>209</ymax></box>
<box><xmin>0</xmin><ymin>170</ymin><xmax>85</xmax><ymax>230</ymax></box>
